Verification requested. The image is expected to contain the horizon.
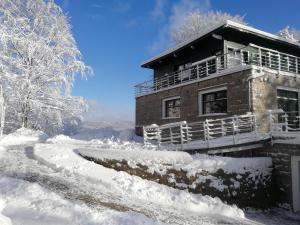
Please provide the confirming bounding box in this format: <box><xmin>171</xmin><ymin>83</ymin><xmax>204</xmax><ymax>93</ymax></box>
<box><xmin>54</xmin><ymin>0</ymin><xmax>300</xmax><ymax>122</ymax></box>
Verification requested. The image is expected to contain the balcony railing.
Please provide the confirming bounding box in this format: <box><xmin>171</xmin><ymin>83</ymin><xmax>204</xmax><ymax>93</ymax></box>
<box><xmin>143</xmin><ymin>113</ymin><xmax>257</xmax><ymax>149</ymax></box>
<box><xmin>135</xmin><ymin>44</ymin><xmax>300</xmax><ymax>97</ymax></box>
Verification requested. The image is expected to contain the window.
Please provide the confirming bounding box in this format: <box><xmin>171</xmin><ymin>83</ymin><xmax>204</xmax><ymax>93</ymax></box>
<box><xmin>227</xmin><ymin>47</ymin><xmax>249</xmax><ymax>66</ymax></box>
<box><xmin>277</xmin><ymin>89</ymin><xmax>299</xmax><ymax>128</ymax></box>
<box><xmin>199</xmin><ymin>88</ymin><xmax>227</xmax><ymax>115</ymax></box>
<box><xmin>277</xmin><ymin>89</ymin><xmax>299</xmax><ymax>112</ymax></box>
<box><xmin>162</xmin><ymin>97</ymin><xmax>180</xmax><ymax>118</ymax></box>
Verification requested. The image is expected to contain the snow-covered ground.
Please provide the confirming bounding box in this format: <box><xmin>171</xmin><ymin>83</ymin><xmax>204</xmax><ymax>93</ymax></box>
<box><xmin>0</xmin><ymin>127</ymin><xmax>299</xmax><ymax>225</ymax></box>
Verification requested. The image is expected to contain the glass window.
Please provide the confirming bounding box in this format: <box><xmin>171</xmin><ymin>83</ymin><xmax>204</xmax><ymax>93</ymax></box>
<box><xmin>202</xmin><ymin>90</ymin><xmax>227</xmax><ymax>114</ymax></box>
<box><xmin>277</xmin><ymin>89</ymin><xmax>299</xmax><ymax>128</ymax></box>
<box><xmin>164</xmin><ymin>98</ymin><xmax>180</xmax><ymax>118</ymax></box>
<box><xmin>277</xmin><ymin>89</ymin><xmax>298</xmax><ymax>112</ymax></box>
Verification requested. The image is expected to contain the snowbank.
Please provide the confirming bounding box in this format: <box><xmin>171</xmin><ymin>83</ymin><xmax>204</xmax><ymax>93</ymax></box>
<box><xmin>0</xmin><ymin>176</ymin><xmax>164</xmax><ymax>225</ymax></box>
<box><xmin>77</xmin><ymin>148</ymin><xmax>193</xmax><ymax>167</ymax></box>
<box><xmin>0</xmin><ymin>199</ymin><xmax>12</xmax><ymax>225</ymax></box>
<box><xmin>34</xmin><ymin>142</ymin><xmax>245</xmax><ymax>219</ymax></box>
<box><xmin>185</xmin><ymin>154</ymin><xmax>272</xmax><ymax>176</ymax></box>
<box><xmin>0</xmin><ymin>128</ymin><xmax>48</xmax><ymax>146</ymax></box>
<box><xmin>77</xmin><ymin>146</ymin><xmax>272</xmax><ymax>178</ymax></box>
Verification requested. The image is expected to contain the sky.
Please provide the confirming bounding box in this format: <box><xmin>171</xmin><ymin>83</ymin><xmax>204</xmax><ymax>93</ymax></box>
<box><xmin>54</xmin><ymin>0</ymin><xmax>300</xmax><ymax>122</ymax></box>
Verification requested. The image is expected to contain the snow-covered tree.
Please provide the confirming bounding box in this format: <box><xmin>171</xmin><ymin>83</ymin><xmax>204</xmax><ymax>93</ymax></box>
<box><xmin>278</xmin><ymin>26</ymin><xmax>300</xmax><ymax>43</ymax></box>
<box><xmin>0</xmin><ymin>0</ymin><xmax>92</xmax><ymax>134</ymax></box>
<box><xmin>172</xmin><ymin>11</ymin><xmax>246</xmax><ymax>44</ymax></box>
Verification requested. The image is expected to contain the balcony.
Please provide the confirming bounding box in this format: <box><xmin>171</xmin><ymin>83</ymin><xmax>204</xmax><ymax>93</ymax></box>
<box><xmin>135</xmin><ymin>44</ymin><xmax>300</xmax><ymax>97</ymax></box>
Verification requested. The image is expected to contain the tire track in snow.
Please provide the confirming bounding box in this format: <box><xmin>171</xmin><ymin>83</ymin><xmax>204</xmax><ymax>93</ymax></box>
<box><xmin>0</xmin><ymin>145</ymin><xmax>260</xmax><ymax>225</ymax></box>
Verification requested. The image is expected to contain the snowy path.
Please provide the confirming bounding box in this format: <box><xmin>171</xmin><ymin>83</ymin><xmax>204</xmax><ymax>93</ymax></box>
<box><xmin>0</xmin><ymin>142</ymin><xmax>298</xmax><ymax>225</ymax></box>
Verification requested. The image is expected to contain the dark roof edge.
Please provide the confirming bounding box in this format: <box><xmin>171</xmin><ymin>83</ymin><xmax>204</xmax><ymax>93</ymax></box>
<box><xmin>141</xmin><ymin>20</ymin><xmax>300</xmax><ymax>68</ymax></box>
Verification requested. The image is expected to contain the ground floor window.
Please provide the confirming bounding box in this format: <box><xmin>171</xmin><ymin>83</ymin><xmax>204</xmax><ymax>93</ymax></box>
<box><xmin>162</xmin><ymin>97</ymin><xmax>180</xmax><ymax>118</ymax></box>
<box><xmin>199</xmin><ymin>88</ymin><xmax>227</xmax><ymax>115</ymax></box>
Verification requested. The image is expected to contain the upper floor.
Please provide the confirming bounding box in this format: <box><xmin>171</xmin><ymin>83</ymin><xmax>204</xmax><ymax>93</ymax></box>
<box><xmin>135</xmin><ymin>20</ymin><xmax>300</xmax><ymax>97</ymax></box>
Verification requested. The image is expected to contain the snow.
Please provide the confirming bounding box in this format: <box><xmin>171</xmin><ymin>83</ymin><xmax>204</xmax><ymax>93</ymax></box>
<box><xmin>0</xmin><ymin>128</ymin><xmax>299</xmax><ymax>224</ymax></box>
<box><xmin>185</xmin><ymin>154</ymin><xmax>272</xmax><ymax>176</ymax></box>
<box><xmin>34</xmin><ymin>138</ymin><xmax>245</xmax><ymax>220</ymax></box>
<box><xmin>0</xmin><ymin>176</ymin><xmax>163</xmax><ymax>225</ymax></box>
<box><xmin>165</xmin><ymin>132</ymin><xmax>270</xmax><ymax>151</ymax></box>
<box><xmin>0</xmin><ymin>128</ymin><xmax>48</xmax><ymax>146</ymax></box>
<box><xmin>75</xmin><ymin>137</ymin><xmax>272</xmax><ymax>178</ymax></box>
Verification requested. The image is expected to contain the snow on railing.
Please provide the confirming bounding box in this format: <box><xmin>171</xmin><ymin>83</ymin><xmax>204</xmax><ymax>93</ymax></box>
<box><xmin>268</xmin><ymin>109</ymin><xmax>300</xmax><ymax>133</ymax></box>
<box><xmin>143</xmin><ymin>113</ymin><xmax>257</xmax><ymax>149</ymax></box>
<box><xmin>135</xmin><ymin>44</ymin><xmax>300</xmax><ymax>97</ymax></box>
<box><xmin>135</xmin><ymin>54</ymin><xmax>229</xmax><ymax>97</ymax></box>
<box><xmin>250</xmin><ymin>44</ymin><xmax>300</xmax><ymax>74</ymax></box>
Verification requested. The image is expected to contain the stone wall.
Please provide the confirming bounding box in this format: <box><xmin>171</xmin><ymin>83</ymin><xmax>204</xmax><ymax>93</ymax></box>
<box><xmin>136</xmin><ymin>69</ymin><xmax>253</xmax><ymax>136</ymax></box>
<box><xmin>224</xmin><ymin>142</ymin><xmax>300</xmax><ymax>209</ymax></box>
<box><xmin>252</xmin><ymin>71</ymin><xmax>300</xmax><ymax>132</ymax></box>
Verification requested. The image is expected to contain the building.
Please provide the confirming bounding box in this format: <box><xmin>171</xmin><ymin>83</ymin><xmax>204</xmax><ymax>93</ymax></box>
<box><xmin>135</xmin><ymin>20</ymin><xmax>300</xmax><ymax>134</ymax></box>
<box><xmin>134</xmin><ymin>20</ymin><xmax>300</xmax><ymax>211</ymax></box>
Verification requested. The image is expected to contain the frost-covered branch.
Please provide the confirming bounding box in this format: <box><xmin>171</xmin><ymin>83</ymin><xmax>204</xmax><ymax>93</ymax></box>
<box><xmin>171</xmin><ymin>10</ymin><xmax>246</xmax><ymax>44</ymax></box>
<box><xmin>0</xmin><ymin>0</ymin><xmax>93</xmax><ymax>134</ymax></box>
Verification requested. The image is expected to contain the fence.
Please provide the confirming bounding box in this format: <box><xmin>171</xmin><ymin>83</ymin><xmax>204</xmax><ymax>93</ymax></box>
<box><xmin>135</xmin><ymin>44</ymin><xmax>300</xmax><ymax>97</ymax></box>
<box><xmin>143</xmin><ymin>114</ymin><xmax>257</xmax><ymax>149</ymax></box>
<box><xmin>268</xmin><ymin>110</ymin><xmax>300</xmax><ymax>133</ymax></box>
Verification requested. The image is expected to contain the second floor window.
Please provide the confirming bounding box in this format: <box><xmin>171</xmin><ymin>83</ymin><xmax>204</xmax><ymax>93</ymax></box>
<box><xmin>201</xmin><ymin>90</ymin><xmax>227</xmax><ymax>114</ymax></box>
<box><xmin>163</xmin><ymin>97</ymin><xmax>181</xmax><ymax>118</ymax></box>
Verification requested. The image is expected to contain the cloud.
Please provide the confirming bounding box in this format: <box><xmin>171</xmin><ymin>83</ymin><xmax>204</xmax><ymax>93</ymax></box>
<box><xmin>124</xmin><ymin>19</ymin><xmax>138</xmax><ymax>29</ymax></box>
<box><xmin>91</xmin><ymin>3</ymin><xmax>102</xmax><ymax>9</ymax></box>
<box><xmin>113</xmin><ymin>1</ymin><xmax>131</xmax><ymax>13</ymax></box>
<box><xmin>148</xmin><ymin>0</ymin><xmax>211</xmax><ymax>55</ymax></box>
<box><xmin>169</xmin><ymin>0</ymin><xmax>210</xmax><ymax>31</ymax></box>
<box><xmin>151</xmin><ymin>0</ymin><xmax>168</xmax><ymax>21</ymax></box>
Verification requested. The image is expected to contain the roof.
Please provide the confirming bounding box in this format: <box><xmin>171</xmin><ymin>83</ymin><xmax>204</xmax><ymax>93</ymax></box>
<box><xmin>141</xmin><ymin>20</ymin><xmax>300</xmax><ymax>68</ymax></box>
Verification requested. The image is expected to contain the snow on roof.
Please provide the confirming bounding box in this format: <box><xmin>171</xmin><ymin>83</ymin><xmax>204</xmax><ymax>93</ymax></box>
<box><xmin>141</xmin><ymin>20</ymin><xmax>300</xmax><ymax>68</ymax></box>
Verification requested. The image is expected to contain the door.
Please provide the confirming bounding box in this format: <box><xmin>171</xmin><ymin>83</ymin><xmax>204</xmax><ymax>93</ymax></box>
<box><xmin>292</xmin><ymin>156</ymin><xmax>300</xmax><ymax>212</ymax></box>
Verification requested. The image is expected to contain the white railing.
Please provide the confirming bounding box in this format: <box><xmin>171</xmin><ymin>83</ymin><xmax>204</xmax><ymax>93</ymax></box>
<box><xmin>250</xmin><ymin>44</ymin><xmax>300</xmax><ymax>74</ymax></box>
<box><xmin>268</xmin><ymin>110</ymin><xmax>300</xmax><ymax>133</ymax></box>
<box><xmin>135</xmin><ymin>54</ymin><xmax>229</xmax><ymax>97</ymax></box>
<box><xmin>135</xmin><ymin>45</ymin><xmax>300</xmax><ymax>97</ymax></box>
<box><xmin>143</xmin><ymin>114</ymin><xmax>257</xmax><ymax>149</ymax></box>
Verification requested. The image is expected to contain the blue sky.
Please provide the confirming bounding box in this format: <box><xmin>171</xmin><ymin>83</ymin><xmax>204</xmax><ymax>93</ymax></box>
<box><xmin>55</xmin><ymin>0</ymin><xmax>300</xmax><ymax>122</ymax></box>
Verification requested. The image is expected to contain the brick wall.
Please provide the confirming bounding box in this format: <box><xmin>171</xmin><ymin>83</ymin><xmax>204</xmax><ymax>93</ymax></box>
<box><xmin>135</xmin><ymin>69</ymin><xmax>253</xmax><ymax>135</ymax></box>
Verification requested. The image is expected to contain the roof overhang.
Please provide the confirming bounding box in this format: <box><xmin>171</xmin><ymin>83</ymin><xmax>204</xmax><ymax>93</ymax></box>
<box><xmin>141</xmin><ymin>20</ymin><xmax>300</xmax><ymax>68</ymax></box>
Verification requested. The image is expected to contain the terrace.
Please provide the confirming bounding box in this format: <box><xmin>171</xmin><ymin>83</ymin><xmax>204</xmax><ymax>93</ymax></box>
<box><xmin>135</xmin><ymin>44</ymin><xmax>300</xmax><ymax>97</ymax></box>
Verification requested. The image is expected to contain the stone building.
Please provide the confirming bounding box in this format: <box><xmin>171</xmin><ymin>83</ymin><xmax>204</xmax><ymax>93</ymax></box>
<box><xmin>135</xmin><ymin>20</ymin><xmax>300</xmax><ymax>134</ymax></box>
<box><xmin>134</xmin><ymin>20</ymin><xmax>300</xmax><ymax>211</ymax></box>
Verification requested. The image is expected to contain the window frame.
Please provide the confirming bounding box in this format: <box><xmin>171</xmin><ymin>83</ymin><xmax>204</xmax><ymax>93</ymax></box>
<box><xmin>162</xmin><ymin>96</ymin><xmax>181</xmax><ymax>119</ymax></box>
<box><xmin>227</xmin><ymin>46</ymin><xmax>249</xmax><ymax>65</ymax></box>
<box><xmin>277</xmin><ymin>87</ymin><xmax>300</xmax><ymax>113</ymax></box>
<box><xmin>198</xmin><ymin>87</ymin><xmax>228</xmax><ymax>116</ymax></box>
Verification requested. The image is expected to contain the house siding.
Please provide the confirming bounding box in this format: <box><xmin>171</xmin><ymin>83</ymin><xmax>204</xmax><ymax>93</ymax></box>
<box><xmin>135</xmin><ymin>69</ymin><xmax>253</xmax><ymax>136</ymax></box>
